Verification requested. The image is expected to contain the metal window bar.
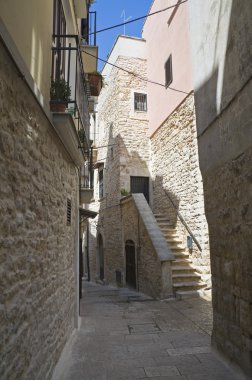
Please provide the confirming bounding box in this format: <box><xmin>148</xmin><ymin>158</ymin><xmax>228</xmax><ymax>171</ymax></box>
<box><xmin>134</xmin><ymin>93</ymin><xmax>147</xmax><ymax>111</ymax></box>
<box><xmin>81</xmin><ymin>11</ymin><xmax>97</xmax><ymax>46</ymax></box>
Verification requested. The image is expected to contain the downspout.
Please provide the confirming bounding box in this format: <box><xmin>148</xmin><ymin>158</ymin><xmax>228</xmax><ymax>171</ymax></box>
<box><xmin>137</xmin><ymin>212</ymin><xmax>140</xmax><ymax>292</ymax></box>
<box><xmin>86</xmin><ymin>221</ymin><xmax>90</xmax><ymax>281</ymax></box>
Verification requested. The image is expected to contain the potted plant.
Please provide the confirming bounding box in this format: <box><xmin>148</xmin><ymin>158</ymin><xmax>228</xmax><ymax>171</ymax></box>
<box><xmin>88</xmin><ymin>71</ymin><xmax>103</xmax><ymax>96</ymax></box>
<box><xmin>50</xmin><ymin>78</ymin><xmax>71</xmax><ymax>112</ymax></box>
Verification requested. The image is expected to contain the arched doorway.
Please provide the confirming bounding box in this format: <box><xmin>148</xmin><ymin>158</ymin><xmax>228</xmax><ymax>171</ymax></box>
<box><xmin>125</xmin><ymin>240</ymin><xmax>136</xmax><ymax>289</ymax></box>
<box><xmin>97</xmin><ymin>234</ymin><xmax>104</xmax><ymax>280</ymax></box>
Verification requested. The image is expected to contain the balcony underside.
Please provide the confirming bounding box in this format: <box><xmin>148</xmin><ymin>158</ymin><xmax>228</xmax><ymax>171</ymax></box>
<box><xmin>52</xmin><ymin>112</ymin><xmax>84</xmax><ymax>166</ymax></box>
<box><xmin>80</xmin><ymin>188</ymin><xmax>93</xmax><ymax>204</ymax></box>
<box><xmin>81</xmin><ymin>45</ymin><xmax>98</xmax><ymax>73</ymax></box>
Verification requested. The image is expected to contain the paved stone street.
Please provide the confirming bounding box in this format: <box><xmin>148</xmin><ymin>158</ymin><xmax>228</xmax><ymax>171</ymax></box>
<box><xmin>52</xmin><ymin>282</ymin><xmax>241</xmax><ymax>380</ymax></box>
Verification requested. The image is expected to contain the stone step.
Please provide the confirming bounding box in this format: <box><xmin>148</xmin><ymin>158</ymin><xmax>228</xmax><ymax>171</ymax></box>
<box><xmin>156</xmin><ymin>221</ymin><xmax>174</xmax><ymax>226</ymax></box>
<box><xmin>173</xmin><ymin>281</ymin><xmax>206</xmax><ymax>292</ymax></box>
<box><xmin>172</xmin><ymin>273</ymin><xmax>201</xmax><ymax>283</ymax></box>
<box><xmin>172</xmin><ymin>258</ymin><xmax>192</xmax><ymax>265</ymax></box>
<box><xmin>154</xmin><ymin>214</ymin><xmax>169</xmax><ymax>218</ymax></box>
<box><xmin>160</xmin><ymin>228</ymin><xmax>177</xmax><ymax>234</ymax></box>
<box><xmin>171</xmin><ymin>251</ymin><xmax>190</xmax><ymax>259</ymax></box>
<box><xmin>165</xmin><ymin>238</ymin><xmax>183</xmax><ymax>244</ymax></box>
<box><xmin>172</xmin><ymin>266</ymin><xmax>197</xmax><ymax>274</ymax></box>
<box><xmin>169</xmin><ymin>245</ymin><xmax>186</xmax><ymax>252</ymax></box>
<box><xmin>175</xmin><ymin>290</ymin><xmax>205</xmax><ymax>300</ymax></box>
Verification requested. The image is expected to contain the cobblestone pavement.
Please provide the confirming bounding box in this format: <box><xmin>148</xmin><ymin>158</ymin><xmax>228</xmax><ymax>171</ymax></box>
<box><xmin>52</xmin><ymin>281</ymin><xmax>242</xmax><ymax>380</ymax></box>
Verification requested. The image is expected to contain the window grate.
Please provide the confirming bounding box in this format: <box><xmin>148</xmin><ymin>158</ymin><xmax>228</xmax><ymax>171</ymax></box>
<box><xmin>134</xmin><ymin>93</ymin><xmax>147</xmax><ymax>112</ymax></box>
<box><xmin>67</xmin><ymin>199</ymin><xmax>71</xmax><ymax>225</ymax></box>
<box><xmin>165</xmin><ymin>55</ymin><xmax>173</xmax><ymax>88</ymax></box>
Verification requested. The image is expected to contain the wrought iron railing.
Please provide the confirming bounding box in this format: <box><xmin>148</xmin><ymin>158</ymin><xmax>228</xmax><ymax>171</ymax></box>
<box><xmin>51</xmin><ymin>34</ymin><xmax>90</xmax><ymax>155</ymax></box>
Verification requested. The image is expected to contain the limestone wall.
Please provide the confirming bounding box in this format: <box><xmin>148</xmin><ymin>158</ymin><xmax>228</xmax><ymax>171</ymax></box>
<box><xmin>188</xmin><ymin>0</ymin><xmax>252</xmax><ymax>374</ymax></box>
<box><xmin>121</xmin><ymin>199</ymin><xmax>163</xmax><ymax>298</ymax></box>
<box><xmin>150</xmin><ymin>94</ymin><xmax>210</xmax><ymax>274</ymax></box>
<box><xmin>0</xmin><ymin>41</ymin><xmax>78</xmax><ymax>380</ymax></box>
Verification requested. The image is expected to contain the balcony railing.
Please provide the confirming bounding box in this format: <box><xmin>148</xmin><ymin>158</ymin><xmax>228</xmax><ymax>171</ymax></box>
<box><xmin>51</xmin><ymin>34</ymin><xmax>90</xmax><ymax>155</ymax></box>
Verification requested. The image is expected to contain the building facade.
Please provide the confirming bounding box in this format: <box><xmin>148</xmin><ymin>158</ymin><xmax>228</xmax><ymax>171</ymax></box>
<box><xmin>0</xmin><ymin>0</ymin><xmax>96</xmax><ymax>378</ymax></box>
<box><xmin>142</xmin><ymin>0</ymin><xmax>210</xmax><ymax>282</ymax></box>
<box><xmin>188</xmin><ymin>0</ymin><xmax>252</xmax><ymax>375</ymax></box>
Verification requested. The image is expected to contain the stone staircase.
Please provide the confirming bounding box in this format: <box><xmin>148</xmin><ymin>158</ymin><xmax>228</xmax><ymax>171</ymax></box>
<box><xmin>154</xmin><ymin>214</ymin><xmax>207</xmax><ymax>299</ymax></box>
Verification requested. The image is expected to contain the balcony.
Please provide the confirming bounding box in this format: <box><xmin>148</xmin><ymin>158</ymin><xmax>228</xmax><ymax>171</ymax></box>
<box><xmin>80</xmin><ymin>158</ymin><xmax>94</xmax><ymax>204</ymax></box>
<box><xmin>51</xmin><ymin>34</ymin><xmax>90</xmax><ymax>167</ymax></box>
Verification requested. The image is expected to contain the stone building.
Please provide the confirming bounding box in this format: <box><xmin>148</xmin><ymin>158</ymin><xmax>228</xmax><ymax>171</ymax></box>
<box><xmin>142</xmin><ymin>0</ymin><xmax>210</xmax><ymax>289</ymax></box>
<box><xmin>87</xmin><ymin>36</ymin><xmax>174</xmax><ymax>298</ymax></box>
<box><xmin>188</xmin><ymin>0</ymin><xmax>252</xmax><ymax>376</ymax></box>
<box><xmin>0</xmin><ymin>0</ymin><xmax>97</xmax><ymax>378</ymax></box>
<box><xmin>86</xmin><ymin>0</ymin><xmax>210</xmax><ymax>299</ymax></box>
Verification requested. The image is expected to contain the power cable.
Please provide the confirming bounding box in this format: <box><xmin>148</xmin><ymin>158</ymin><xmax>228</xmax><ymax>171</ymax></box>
<box><xmin>88</xmin><ymin>0</ymin><xmax>188</xmax><ymax>36</ymax></box>
<box><xmin>81</xmin><ymin>48</ymin><xmax>189</xmax><ymax>94</ymax></box>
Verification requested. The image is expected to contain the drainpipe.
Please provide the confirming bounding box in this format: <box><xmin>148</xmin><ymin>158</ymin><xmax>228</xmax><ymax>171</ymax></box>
<box><xmin>87</xmin><ymin>221</ymin><xmax>90</xmax><ymax>281</ymax></box>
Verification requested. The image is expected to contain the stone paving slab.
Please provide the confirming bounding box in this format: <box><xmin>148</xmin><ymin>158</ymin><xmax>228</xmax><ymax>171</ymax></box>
<box><xmin>51</xmin><ymin>281</ymin><xmax>242</xmax><ymax>380</ymax></box>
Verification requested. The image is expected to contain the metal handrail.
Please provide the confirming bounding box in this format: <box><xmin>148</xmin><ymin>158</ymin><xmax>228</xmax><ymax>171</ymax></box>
<box><xmin>163</xmin><ymin>188</ymin><xmax>202</xmax><ymax>252</ymax></box>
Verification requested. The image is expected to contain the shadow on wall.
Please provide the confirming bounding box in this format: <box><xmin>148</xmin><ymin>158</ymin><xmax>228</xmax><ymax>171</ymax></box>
<box><xmin>192</xmin><ymin>0</ymin><xmax>252</xmax><ymax>375</ymax></box>
<box><xmin>152</xmin><ymin>175</ymin><xmax>180</xmax><ymax>228</ymax></box>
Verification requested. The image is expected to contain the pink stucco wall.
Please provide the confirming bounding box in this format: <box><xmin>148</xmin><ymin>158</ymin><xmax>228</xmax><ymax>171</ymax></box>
<box><xmin>142</xmin><ymin>0</ymin><xmax>193</xmax><ymax>136</ymax></box>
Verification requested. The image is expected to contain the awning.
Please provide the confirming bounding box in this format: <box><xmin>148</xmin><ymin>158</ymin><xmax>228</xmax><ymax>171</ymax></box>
<box><xmin>79</xmin><ymin>207</ymin><xmax>97</xmax><ymax>219</ymax></box>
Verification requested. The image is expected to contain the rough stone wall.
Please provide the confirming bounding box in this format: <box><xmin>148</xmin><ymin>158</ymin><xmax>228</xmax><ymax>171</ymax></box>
<box><xmin>205</xmin><ymin>144</ymin><xmax>252</xmax><ymax>374</ymax></box>
<box><xmin>88</xmin><ymin>54</ymin><xmax>150</xmax><ymax>284</ymax></box>
<box><xmin>0</xmin><ymin>42</ymin><xmax>78</xmax><ymax>380</ymax></box>
<box><xmin>188</xmin><ymin>0</ymin><xmax>252</xmax><ymax>375</ymax></box>
<box><xmin>121</xmin><ymin>199</ymin><xmax>162</xmax><ymax>298</ymax></box>
<box><xmin>151</xmin><ymin>94</ymin><xmax>210</xmax><ymax>272</ymax></box>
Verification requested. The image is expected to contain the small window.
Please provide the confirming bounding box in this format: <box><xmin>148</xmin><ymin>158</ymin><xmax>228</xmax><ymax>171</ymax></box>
<box><xmin>99</xmin><ymin>170</ymin><xmax>104</xmax><ymax>198</ymax></box>
<box><xmin>165</xmin><ymin>55</ymin><xmax>173</xmax><ymax>88</ymax></box>
<box><xmin>134</xmin><ymin>93</ymin><xmax>147</xmax><ymax>112</ymax></box>
<box><xmin>67</xmin><ymin>199</ymin><xmax>71</xmax><ymax>225</ymax></box>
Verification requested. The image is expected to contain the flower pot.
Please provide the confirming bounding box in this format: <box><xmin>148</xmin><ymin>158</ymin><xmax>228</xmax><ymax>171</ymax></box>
<box><xmin>88</xmin><ymin>73</ymin><xmax>102</xmax><ymax>96</ymax></box>
<box><xmin>50</xmin><ymin>101</ymin><xmax>67</xmax><ymax>112</ymax></box>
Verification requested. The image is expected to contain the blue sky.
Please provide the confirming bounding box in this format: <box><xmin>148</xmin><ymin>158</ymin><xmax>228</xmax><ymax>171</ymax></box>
<box><xmin>89</xmin><ymin>0</ymin><xmax>153</xmax><ymax>71</ymax></box>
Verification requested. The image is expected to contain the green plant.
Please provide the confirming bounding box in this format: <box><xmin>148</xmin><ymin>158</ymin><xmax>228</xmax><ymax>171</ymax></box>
<box><xmin>78</xmin><ymin>129</ymin><xmax>85</xmax><ymax>144</ymax></box>
<box><xmin>50</xmin><ymin>79</ymin><xmax>71</xmax><ymax>102</ymax></box>
<box><xmin>120</xmin><ymin>188</ymin><xmax>129</xmax><ymax>197</ymax></box>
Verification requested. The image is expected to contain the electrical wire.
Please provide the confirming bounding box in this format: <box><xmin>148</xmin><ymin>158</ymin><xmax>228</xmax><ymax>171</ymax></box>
<box><xmin>81</xmin><ymin>48</ymin><xmax>189</xmax><ymax>94</ymax></box>
<box><xmin>88</xmin><ymin>0</ymin><xmax>188</xmax><ymax>36</ymax></box>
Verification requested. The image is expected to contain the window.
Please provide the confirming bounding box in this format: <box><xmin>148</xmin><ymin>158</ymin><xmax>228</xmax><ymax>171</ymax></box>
<box><xmin>99</xmin><ymin>170</ymin><xmax>103</xmax><ymax>198</ymax></box>
<box><xmin>67</xmin><ymin>199</ymin><xmax>71</xmax><ymax>225</ymax></box>
<box><xmin>165</xmin><ymin>55</ymin><xmax>173</xmax><ymax>88</ymax></box>
<box><xmin>51</xmin><ymin>0</ymin><xmax>66</xmax><ymax>82</ymax></box>
<box><xmin>134</xmin><ymin>93</ymin><xmax>147</xmax><ymax>112</ymax></box>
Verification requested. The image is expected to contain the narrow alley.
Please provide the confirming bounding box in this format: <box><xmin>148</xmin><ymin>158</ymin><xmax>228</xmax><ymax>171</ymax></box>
<box><xmin>52</xmin><ymin>282</ymin><xmax>240</xmax><ymax>380</ymax></box>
